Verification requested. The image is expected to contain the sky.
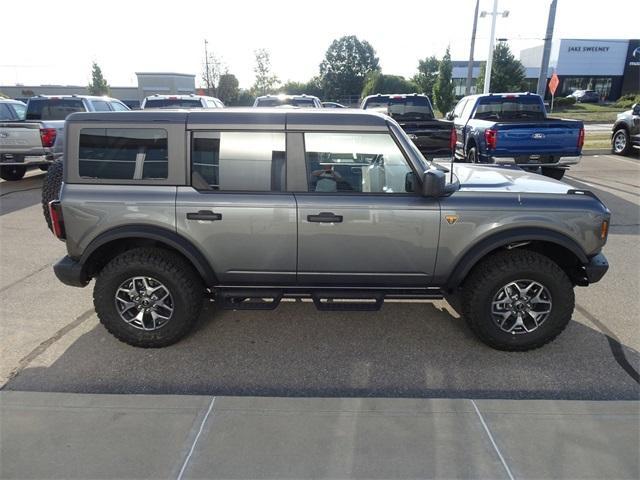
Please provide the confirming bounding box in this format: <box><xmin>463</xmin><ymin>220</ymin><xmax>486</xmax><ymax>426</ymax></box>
<box><xmin>2</xmin><ymin>0</ymin><xmax>638</xmax><ymax>89</ymax></box>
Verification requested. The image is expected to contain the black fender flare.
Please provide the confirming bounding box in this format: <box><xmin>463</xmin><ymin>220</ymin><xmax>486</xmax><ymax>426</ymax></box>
<box><xmin>80</xmin><ymin>224</ymin><xmax>217</xmax><ymax>286</ymax></box>
<box><xmin>445</xmin><ymin>227</ymin><xmax>589</xmax><ymax>290</ymax></box>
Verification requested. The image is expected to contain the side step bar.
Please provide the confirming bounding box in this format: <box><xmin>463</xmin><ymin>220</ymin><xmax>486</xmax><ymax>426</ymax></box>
<box><xmin>215</xmin><ymin>287</ymin><xmax>443</xmax><ymax>312</ymax></box>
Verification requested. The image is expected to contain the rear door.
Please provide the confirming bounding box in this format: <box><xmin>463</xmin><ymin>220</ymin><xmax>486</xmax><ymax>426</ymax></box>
<box><xmin>175</xmin><ymin>129</ymin><xmax>297</xmax><ymax>285</ymax></box>
<box><xmin>294</xmin><ymin>130</ymin><xmax>440</xmax><ymax>287</ymax></box>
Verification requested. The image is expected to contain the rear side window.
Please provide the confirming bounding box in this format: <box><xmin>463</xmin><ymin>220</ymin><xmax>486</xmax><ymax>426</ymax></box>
<box><xmin>191</xmin><ymin>132</ymin><xmax>285</xmax><ymax>191</ymax></box>
<box><xmin>79</xmin><ymin>128</ymin><xmax>168</xmax><ymax>180</ymax></box>
<box><xmin>0</xmin><ymin>104</ymin><xmax>15</xmax><ymax>121</ymax></box>
<box><xmin>26</xmin><ymin>99</ymin><xmax>86</xmax><ymax>120</ymax></box>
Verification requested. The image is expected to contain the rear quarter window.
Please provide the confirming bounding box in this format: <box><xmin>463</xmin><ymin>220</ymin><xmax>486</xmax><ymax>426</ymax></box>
<box><xmin>78</xmin><ymin>128</ymin><xmax>168</xmax><ymax>180</ymax></box>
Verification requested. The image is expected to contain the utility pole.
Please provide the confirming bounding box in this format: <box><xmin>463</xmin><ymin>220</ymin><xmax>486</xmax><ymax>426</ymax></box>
<box><xmin>204</xmin><ymin>39</ymin><xmax>212</xmax><ymax>95</ymax></box>
<box><xmin>480</xmin><ymin>0</ymin><xmax>509</xmax><ymax>94</ymax></box>
<box><xmin>465</xmin><ymin>0</ymin><xmax>480</xmax><ymax>95</ymax></box>
<box><xmin>536</xmin><ymin>0</ymin><xmax>557</xmax><ymax>97</ymax></box>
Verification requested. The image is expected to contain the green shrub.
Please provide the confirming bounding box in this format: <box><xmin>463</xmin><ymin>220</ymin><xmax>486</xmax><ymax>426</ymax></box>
<box><xmin>553</xmin><ymin>96</ymin><xmax>576</xmax><ymax>107</ymax></box>
<box><xmin>614</xmin><ymin>94</ymin><xmax>640</xmax><ymax>109</ymax></box>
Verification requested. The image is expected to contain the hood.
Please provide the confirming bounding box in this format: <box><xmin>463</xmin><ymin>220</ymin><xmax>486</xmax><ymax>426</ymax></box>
<box><xmin>452</xmin><ymin>163</ymin><xmax>571</xmax><ymax>194</ymax></box>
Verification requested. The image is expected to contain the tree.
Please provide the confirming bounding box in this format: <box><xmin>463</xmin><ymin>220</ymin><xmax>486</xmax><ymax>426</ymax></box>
<box><xmin>361</xmin><ymin>72</ymin><xmax>416</xmax><ymax>97</ymax></box>
<box><xmin>88</xmin><ymin>62</ymin><xmax>109</xmax><ymax>96</ymax></box>
<box><xmin>251</xmin><ymin>49</ymin><xmax>279</xmax><ymax>96</ymax></box>
<box><xmin>433</xmin><ymin>47</ymin><xmax>455</xmax><ymax>114</ymax></box>
<box><xmin>413</xmin><ymin>56</ymin><xmax>440</xmax><ymax>97</ymax></box>
<box><xmin>217</xmin><ymin>73</ymin><xmax>239</xmax><ymax>105</ymax></box>
<box><xmin>319</xmin><ymin>35</ymin><xmax>380</xmax><ymax>100</ymax></box>
<box><xmin>236</xmin><ymin>89</ymin><xmax>255</xmax><ymax>106</ymax></box>
<box><xmin>476</xmin><ymin>42</ymin><xmax>527</xmax><ymax>93</ymax></box>
<box><xmin>280</xmin><ymin>77</ymin><xmax>323</xmax><ymax>98</ymax></box>
<box><xmin>202</xmin><ymin>49</ymin><xmax>223</xmax><ymax>97</ymax></box>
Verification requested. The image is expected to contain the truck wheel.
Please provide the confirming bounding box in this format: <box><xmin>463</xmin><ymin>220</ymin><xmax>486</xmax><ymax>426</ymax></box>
<box><xmin>467</xmin><ymin>146</ymin><xmax>479</xmax><ymax>163</ymax></box>
<box><xmin>611</xmin><ymin>129</ymin><xmax>631</xmax><ymax>155</ymax></box>
<box><xmin>41</xmin><ymin>159</ymin><xmax>63</xmax><ymax>232</ymax></box>
<box><xmin>93</xmin><ymin>248</ymin><xmax>204</xmax><ymax>348</ymax></box>
<box><xmin>461</xmin><ymin>250</ymin><xmax>574</xmax><ymax>351</ymax></box>
<box><xmin>0</xmin><ymin>165</ymin><xmax>26</xmax><ymax>181</ymax></box>
<box><xmin>541</xmin><ymin>167</ymin><xmax>565</xmax><ymax>180</ymax></box>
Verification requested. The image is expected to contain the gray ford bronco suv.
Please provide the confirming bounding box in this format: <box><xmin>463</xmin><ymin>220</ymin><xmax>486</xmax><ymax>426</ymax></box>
<box><xmin>49</xmin><ymin>109</ymin><xmax>610</xmax><ymax>351</ymax></box>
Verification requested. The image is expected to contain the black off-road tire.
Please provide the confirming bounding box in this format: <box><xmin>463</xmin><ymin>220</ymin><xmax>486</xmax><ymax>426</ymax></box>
<box><xmin>461</xmin><ymin>250</ymin><xmax>574</xmax><ymax>351</ymax></box>
<box><xmin>93</xmin><ymin>248</ymin><xmax>204</xmax><ymax>348</ymax></box>
<box><xmin>41</xmin><ymin>159</ymin><xmax>63</xmax><ymax>232</ymax></box>
<box><xmin>541</xmin><ymin>167</ymin><xmax>566</xmax><ymax>180</ymax></box>
<box><xmin>611</xmin><ymin>128</ymin><xmax>631</xmax><ymax>156</ymax></box>
<box><xmin>0</xmin><ymin>165</ymin><xmax>26</xmax><ymax>181</ymax></box>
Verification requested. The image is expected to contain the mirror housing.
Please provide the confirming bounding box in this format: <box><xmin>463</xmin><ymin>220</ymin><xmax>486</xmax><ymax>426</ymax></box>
<box><xmin>632</xmin><ymin>103</ymin><xmax>640</xmax><ymax>116</ymax></box>
<box><xmin>421</xmin><ymin>169</ymin><xmax>446</xmax><ymax>197</ymax></box>
<box><xmin>445</xmin><ymin>111</ymin><xmax>455</xmax><ymax>121</ymax></box>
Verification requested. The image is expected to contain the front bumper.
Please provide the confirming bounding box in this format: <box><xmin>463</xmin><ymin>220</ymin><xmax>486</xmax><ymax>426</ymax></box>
<box><xmin>582</xmin><ymin>252</ymin><xmax>609</xmax><ymax>284</ymax></box>
<box><xmin>53</xmin><ymin>256</ymin><xmax>89</xmax><ymax>287</ymax></box>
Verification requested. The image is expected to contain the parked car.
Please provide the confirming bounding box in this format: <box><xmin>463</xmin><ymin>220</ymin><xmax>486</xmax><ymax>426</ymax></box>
<box><xmin>141</xmin><ymin>94</ymin><xmax>223</xmax><ymax>109</ymax></box>
<box><xmin>567</xmin><ymin>90</ymin><xmax>600</xmax><ymax>103</ymax></box>
<box><xmin>448</xmin><ymin>93</ymin><xmax>584</xmax><ymax>180</ymax></box>
<box><xmin>253</xmin><ymin>94</ymin><xmax>322</xmax><ymax>108</ymax></box>
<box><xmin>322</xmin><ymin>102</ymin><xmax>347</xmax><ymax>108</ymax></box>
<box><xmin>0</xmin><ymin>95</ymin><xmax>129</xmax><ymax>181</ymax></box>
<box><xmin>47</xmin><ymin>108</ymin><xmax>609</xmax><ymax>351</ymax></box>
<box><xmin>362</xmin><ymin>94</ymin><xmax>453</xmax><ymax>158</ymax></box>
<box><xmin>611</xmin><ymin>103</ymin><xmax>640</xmax><ymax>156</ymax></box>
<box><xmin>0</xmin><ymin>99</ymin><xmax>26</xmax><ymax>121</ymax></box>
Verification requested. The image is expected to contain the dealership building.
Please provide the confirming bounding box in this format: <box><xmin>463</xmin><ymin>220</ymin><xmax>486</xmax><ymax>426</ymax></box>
<box><xmin>453</xmin><ymin>38</ymin><xmax>639</xmax><ymax>100</ymax></box>
<box><xmin>0</xmin><ymin>72</ymin><xmax>196</xmax><ymax>106</ymax></box>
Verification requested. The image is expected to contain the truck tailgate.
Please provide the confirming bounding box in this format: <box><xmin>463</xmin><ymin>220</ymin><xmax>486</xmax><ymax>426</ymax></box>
<box><xmin>493</xmin><ymin>122</ymin><xmax>581</xmax><ymax>156</ymax></box>
<box><xmin>0</xmin><ymin>123</ymin><xmax>43</xmax><ymax>155</ymax></box>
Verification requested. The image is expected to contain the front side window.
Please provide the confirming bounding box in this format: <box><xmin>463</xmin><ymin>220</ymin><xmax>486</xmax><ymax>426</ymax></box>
<box><xmin>110</xmin><ymin>101</ymin><xmax>129</xmax><ymax>111</ymax></box>
<box><xmin>304</xmin><ymin>132</ymin><xmax>414</xmax><ymax>194</ymax></box>
<box><xmin>92</xmin><ymin>100</ymin><xmax>110</xmax><ymax>112</ymax></box>
<box><xmin>79</xmin><ymin>128</ymin><xmax>168</xmax><ymax>180</ymax></box>
<box><xmin>191</xmin><ymin>131</ymin><xmax>285</xmax><ymax>191</ymax></box>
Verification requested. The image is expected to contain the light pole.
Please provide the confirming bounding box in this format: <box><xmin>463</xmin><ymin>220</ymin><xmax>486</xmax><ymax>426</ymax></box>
<box><xmin>480</xmin><ymin>0</ymin><xmax>510</xmax><ymax>93</ymax></box>
<box><xmin>465</xmin><ymin>0</ymin><xmax>480</xmax><ymax>95</ymax></box>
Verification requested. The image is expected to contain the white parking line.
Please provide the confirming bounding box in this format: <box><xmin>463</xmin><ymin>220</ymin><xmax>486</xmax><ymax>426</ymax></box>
<box><xmin>471</xmin><ymin>399</ymin><xmax>515</xmax><ymax>480</ymax></box>
<box><xmin>176</xmin><ymin>396</ymin><xmax>216</xmax><ymax>480</ymax></box>
<box><xmin>565</xmin><ymin>176</ymin><xmax>595</xmax><ymax>187</ymax></box>
<box><xmin>602</xmin><ymin>155</ymin><xmax>640</xmax><ymax>167</ymax></box>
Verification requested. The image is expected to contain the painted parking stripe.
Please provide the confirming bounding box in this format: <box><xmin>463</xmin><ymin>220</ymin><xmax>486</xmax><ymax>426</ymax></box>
<box><xmin>177</xmin><ymin>397</ymin><xmax>216</xmax><ymax>480</ymax></box>
<box><xmin>471</xmin><ymin>399</ymin><xmax>515</xmax><ymax>480</ymax></box>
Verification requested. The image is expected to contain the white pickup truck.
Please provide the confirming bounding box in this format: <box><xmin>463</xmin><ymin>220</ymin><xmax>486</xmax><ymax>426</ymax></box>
<box><xmin>0</xmin><ymin>95</ymin><xmax>129</xmax><ymax>180</ymax></box>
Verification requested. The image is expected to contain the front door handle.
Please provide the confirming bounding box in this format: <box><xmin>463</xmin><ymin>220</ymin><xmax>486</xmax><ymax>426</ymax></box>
<box><xmin>307</xmin><ymin>212</ymin><xmax>343</xmax><ymax>223</ymax></box>
<box><xmin>186</xmin><ymin>210</ymin><xmax>222</xmax><ymax>221</ymax></box>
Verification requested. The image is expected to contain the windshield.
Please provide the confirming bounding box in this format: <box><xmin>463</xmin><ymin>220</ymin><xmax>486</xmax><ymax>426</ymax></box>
<box><xmin>143</xmin><ymin>99</ymin><xmax>203</xmax><ymax>109</ymax></box>
<box><xmin>256</xmin><ymin>97</ymin><xmax>317</xmax><ymax>107</ymax></box>
<box><xmin>473</xmin><ymin>96</ymin><xmax>545</xmax><ymax>121</ymax></box>
<box><xmin>26</xmin><ymin>99</ymin><xmax>85</xmax><ymax>120</ymax></box>
<box><xmin>364</xmin><ymin>96</ymin><xmax>434</xmax><ymax>121</ymax></box>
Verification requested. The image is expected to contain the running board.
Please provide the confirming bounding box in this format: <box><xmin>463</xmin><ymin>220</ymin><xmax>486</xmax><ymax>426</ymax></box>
<box><xmin>217</xmin><ymin>289</ymin><xmax>282</xmax><ymax>310</ymax></box>
<box><xmin>312</xmin><ymin>290</ymin><xmax>384</xmax><ymax>311</ymax></box>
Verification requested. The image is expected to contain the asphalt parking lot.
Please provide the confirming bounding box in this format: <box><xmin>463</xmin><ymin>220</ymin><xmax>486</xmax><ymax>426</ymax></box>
<box><xmin>1</xmin><ymin>154</ymin><xmax>639</xmax><ymax>400</ymax></box>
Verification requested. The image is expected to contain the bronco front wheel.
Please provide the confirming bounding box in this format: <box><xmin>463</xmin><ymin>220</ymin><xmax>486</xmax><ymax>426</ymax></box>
<box><xmin>461</xmin><ymin>250</ymin><xmax>574</xmax><ymax>351</ymax></box>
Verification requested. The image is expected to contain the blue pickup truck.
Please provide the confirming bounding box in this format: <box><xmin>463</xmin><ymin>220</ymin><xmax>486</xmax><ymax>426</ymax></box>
<box><xmin>447</xmin><ymin>93</ymin><xmax>584</xmax><ymax>180</ymax></box>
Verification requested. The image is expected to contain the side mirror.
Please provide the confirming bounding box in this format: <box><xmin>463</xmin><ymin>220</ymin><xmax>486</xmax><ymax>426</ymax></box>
<box><xmin>421</xmin><ymin>169</ymin><xmax>446</xmax><ymax>197</ymax></box>
<box><xmin>632</xmin><ymin>103</ymin><xmax>640</xmax><ymax>116</ymax></box>
<box><xmin>405</xmin><ymin>171</ymin><xmax>419</xmax><ymax>192</ymax></box>
<box><xmin>445</xmin><ymin>111</ymin><xmax>455</xmax><ymax>121</ymax></box>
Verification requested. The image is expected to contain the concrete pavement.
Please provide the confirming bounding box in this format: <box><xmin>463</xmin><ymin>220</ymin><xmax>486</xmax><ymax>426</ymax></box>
<box><xmin>1</xmin><ymin>391</ymin><xmax>638</xmax><ymax>480</ymax></box>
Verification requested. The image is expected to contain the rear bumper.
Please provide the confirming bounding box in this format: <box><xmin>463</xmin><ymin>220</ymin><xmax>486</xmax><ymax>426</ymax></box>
<box><xmin>1</xmin><ymin>152</ymin><xmax>60</xmax><ymax>166</ymax></box>
<box><xmin>490</xmin><ymin>155</ymin><xmax>581</xmax><ymax>168</ymax></box>
<box><xmin>53</xmin><ymin>256</ymin><xmax>89</xmax><ymax>288</ymax></box>
<box><xmin>583</xmin><ymin>252</ymin><xmax>609</xmax><ymax>285</ymax></box>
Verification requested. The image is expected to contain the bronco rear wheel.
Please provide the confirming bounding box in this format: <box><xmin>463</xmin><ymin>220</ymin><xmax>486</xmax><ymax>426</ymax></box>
<box><xmin>41</xmin><ymin>159</ymin><xmax>63</xmax><ymax>232</ymax></box>
<box><xmin>93</xmin><ymin>248</ymin><xmax>204</xmax><ymax>348</ymax></box>
<box><xmin>461</xmin><ymin>250</ymin><xmax>574</xmax><ymax>351</ymax></box>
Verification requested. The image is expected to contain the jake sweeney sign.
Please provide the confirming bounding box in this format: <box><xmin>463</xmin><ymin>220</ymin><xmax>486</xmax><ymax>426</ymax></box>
<box><xmin>568</xmin><ymin>46</ymin><xmax>610</xmax><ymax>53</ymax></box>
<box><xmin>556</xmin><ymin>39</ymin><xmax>628</xmax><ymax>76</ymax></box>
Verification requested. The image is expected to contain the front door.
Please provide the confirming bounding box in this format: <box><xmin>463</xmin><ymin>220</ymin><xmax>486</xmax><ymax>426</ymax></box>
<box><xmin>176</xmin><ymin>130</ymin><xmax>297</xmax><ymax>285</ymax></box>
<box><xmin>295</xmin><ymin>131</ymin><xmax>440</xmax><ymax>287</ymax></box>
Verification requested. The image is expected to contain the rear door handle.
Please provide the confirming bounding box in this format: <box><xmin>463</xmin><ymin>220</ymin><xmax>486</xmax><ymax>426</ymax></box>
<box><xmin>307</xmin><ymin>212</ymin><xmax>343</xmax><ymax>223</ymax></box>
<box><xmin>186</xmin><ymin>210</ymin><xmax>222</xmax><ymax>221</ymax></box>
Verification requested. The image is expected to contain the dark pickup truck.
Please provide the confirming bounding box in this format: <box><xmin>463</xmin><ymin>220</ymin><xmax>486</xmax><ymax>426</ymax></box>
<box><xmin>362</xmin><ymin>94</ymin><xmax>453</xmax><ymax>158</ymax></box>
<box><xmin>447</xmin><ymin>93</ymin><xmax>584</xmax><ymax>180</ymax></box>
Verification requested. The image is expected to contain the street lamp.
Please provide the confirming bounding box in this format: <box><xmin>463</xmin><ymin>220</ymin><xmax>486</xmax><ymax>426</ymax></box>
<box><xmin>480</xmin><ymin>0</ymin><xmax>510</xmax><ymax>93</ymax></box>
